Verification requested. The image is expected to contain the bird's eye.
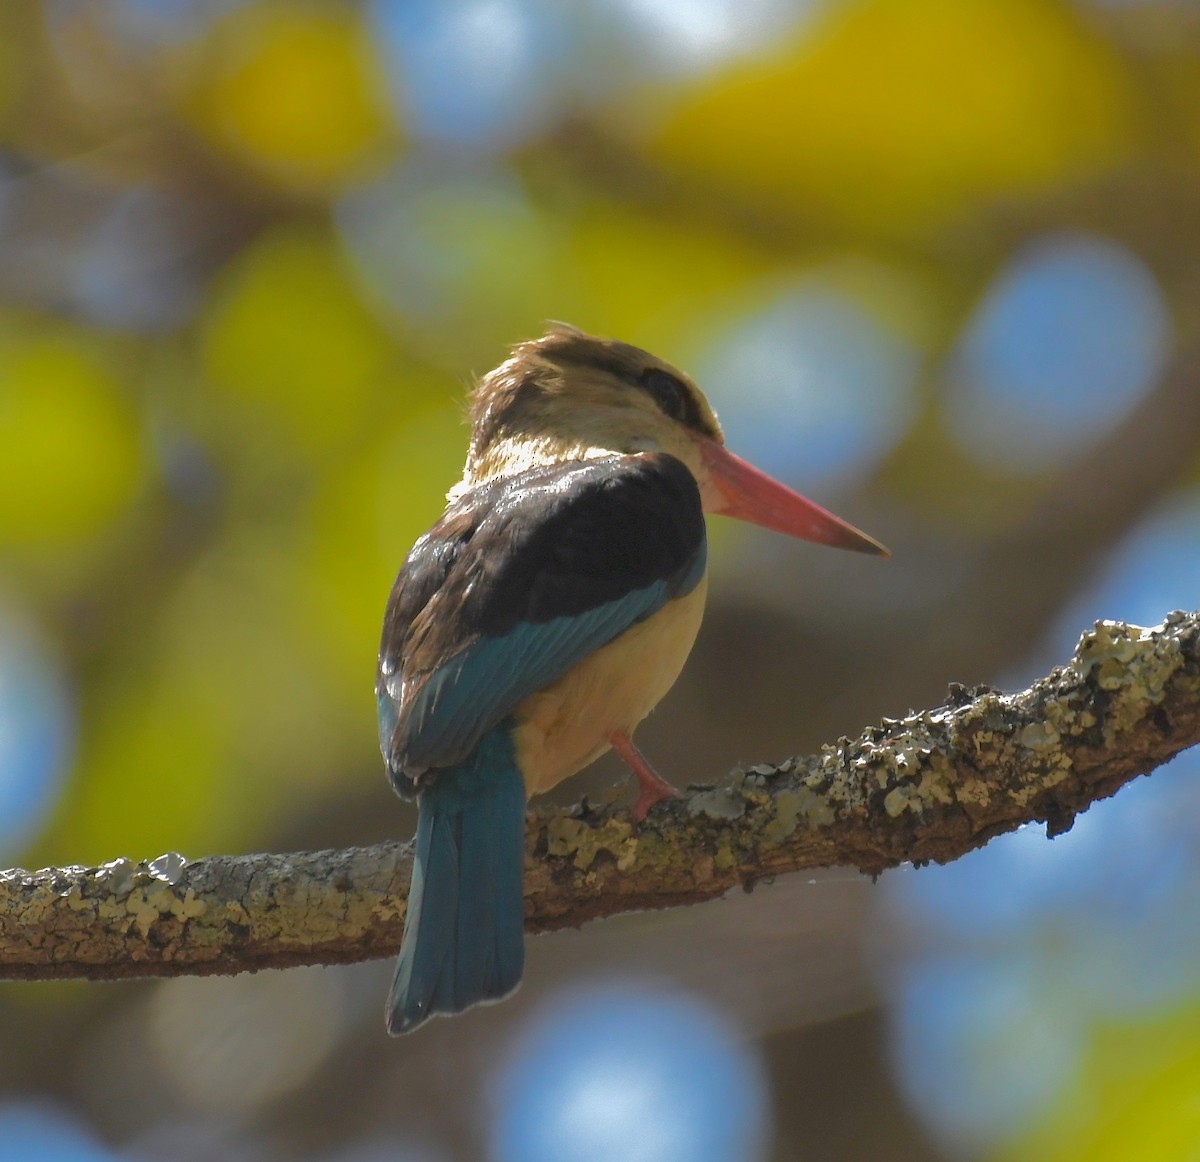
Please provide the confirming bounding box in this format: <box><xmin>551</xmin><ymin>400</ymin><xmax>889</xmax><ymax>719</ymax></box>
<box><xmin>639</xmin><ymin>368</ymin><xmax>689</xmax><ymax>424</ymax></box>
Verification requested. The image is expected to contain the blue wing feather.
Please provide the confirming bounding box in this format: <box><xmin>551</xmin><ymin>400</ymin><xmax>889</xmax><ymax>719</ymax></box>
<box><xmin>396</xmin><ymin>577</ymin><xmax>676</xmax><ymax>773</ymax></box>
<box><xmin>378</xmin><ymin>453</ymin><xmax>706</xmax><ymax>781</ymax></box>
<box><xmin>380</xmin><ymin>453</ymin><xmax>707</xmax><ymax>1033</ymax></box>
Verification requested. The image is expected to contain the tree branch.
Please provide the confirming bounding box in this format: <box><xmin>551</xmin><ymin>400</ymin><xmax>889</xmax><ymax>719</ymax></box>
<box><xmin>4</xmin><ymin>613</ymin><xmax>1199</xmax><ymax>983</ymax></box>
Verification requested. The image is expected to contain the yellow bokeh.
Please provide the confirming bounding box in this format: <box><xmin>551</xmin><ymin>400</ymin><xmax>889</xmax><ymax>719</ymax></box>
<box><xmin>50</xmin><ymin>522</ymin><xmax>374</xmax><ymax>863</ymax></box>
<box><xmin>997</xmin><ymin>1001</ymin><xmax>1200</xmax><ymax>1162</ymax></box>
<box><xmin>0</xmin><ymin>328</ymin><xmax>142</xmax><ymax>548</ymax></box>
<box><xmin>185</xmin><ymin>3</ymin><xmax>393</xmax><ymax>191</ymax></box>
<box><xmin>58</xmin><ymin>668</ymin><xmax>234</xmax><ymax>864</ymax></box>
<box><xmin>346</xmin><ymin>186</ymin><xmax>772</xmax><ymax>375</ymax></box>
<box><xmin>355</xmin><ymin>177</ymin><xmax>568</xmax><ymax>372</ymax></box>
<box><xmin>202</xmin><ymin>227</ymin><xmax>396</xmax><ymax>457</ymax></box>
<box><xmin>304</xmin><ymin>395</ymin><xmax>466</xmax><ymax>691</ymax></box>
<box><xmin>649</xmin><ymin>0</ymin><xmax>1137</xmax><ymax>234</ymax></box>
<box><xmin>557</xmin><ymin>201</ymin><xmax>776</xmax><ymax>358</ymax></box>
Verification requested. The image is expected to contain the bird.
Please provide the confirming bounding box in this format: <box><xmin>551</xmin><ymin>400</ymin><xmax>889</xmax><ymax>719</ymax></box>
<box><xmin>376</xmin><ymin>325</ymin><xmax>887</xmax><ymax>1035</ymax></box>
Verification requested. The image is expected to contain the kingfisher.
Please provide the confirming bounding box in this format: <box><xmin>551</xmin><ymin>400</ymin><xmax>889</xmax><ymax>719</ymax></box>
<box><xmin>376</xmin><ymin>325</ymin><xmax>887</xmax><ymax>1034</ymax></box>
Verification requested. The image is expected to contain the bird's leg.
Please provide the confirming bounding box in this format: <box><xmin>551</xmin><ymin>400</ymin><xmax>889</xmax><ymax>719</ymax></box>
<box><xmin>608</xmin><ymin>731</ymin><xmax>682</xmax><ymax>822</ymax></box>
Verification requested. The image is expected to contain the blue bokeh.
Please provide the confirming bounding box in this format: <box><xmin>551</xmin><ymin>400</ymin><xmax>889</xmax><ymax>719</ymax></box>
<box><xmin>335</xmin><ymin>159</ymin><xmax>554</xmax><ymax>347</ymax></box>
<box><xmin>0</xmin><ymin>1104</ymin><xmax>118</xmax><ymax>1162</ymax></box>
<box><xmin>71</xmin><ymin>188</ymin><xmax>202</xmax><ymax>332</ymax></box>
<box><xmin>697</xmin><ymin>283</ymin><xmax>919</xmax><ymax>490</ymax></box>
<box><xmin>0</xmin><ymin>608</ymin><xmax>75</xmax><ymax>857</ymax></box>
<box><xmin>368</xmin><ymin>0</ymin><xmax>572</xmax><ymax>151</ymax></box>
<box><xmin>881</xmin><ymin>486</ymin><xmax>1200</xmax><ymax>1150</ymax></box>
<box><xmin>945</xmin><ymin>232</ymin><xmax>1169</xmax><ymax>471</ymax></box>
<box><xmin>366</xmin><ymin>0</ymin><xmax>810</xmax><ymax>151</ymax></box>
<box><xmin>889</xmin><ymin>949</ymin><xmax>1085</xmax><ymax>1150</ymax></box>
<box><xmin>574</xmin><ymin>0</ymin><xmax>815</xmax><ymax>88</ymax></box>
<box><xmin>488</xmin><ymin>982</ymin><xmax>769</xmax><ymax>1162</ymax></box>
<box><xmin>1045</xmin><ymin>487</ymin><xmax>1200</xmax><ymax>665</ymax></box>
<box><xmin>885</xmin><ymin>751</ymin><xmax>1200</xmax><ymax>1151</ymax></box>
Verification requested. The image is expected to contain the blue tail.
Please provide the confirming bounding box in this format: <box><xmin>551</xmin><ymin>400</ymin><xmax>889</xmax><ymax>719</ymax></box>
<box><xmin>386</xmin><ymin>727</ymin><xmax>527</xmax><ymax>1035</ymax></box>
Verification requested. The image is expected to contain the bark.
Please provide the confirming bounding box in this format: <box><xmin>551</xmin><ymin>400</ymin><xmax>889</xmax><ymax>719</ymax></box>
<box><xmin>3</xmin><ymin>613</ymin><xmax>1198</xmax><ymax>982</ymax></box>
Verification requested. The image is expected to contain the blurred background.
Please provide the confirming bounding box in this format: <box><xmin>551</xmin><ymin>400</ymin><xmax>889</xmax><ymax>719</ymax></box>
<box><xmin>1</xmin><ymin>0</ymin><xmax>1200</xmax><ymax>1158</ymax></box>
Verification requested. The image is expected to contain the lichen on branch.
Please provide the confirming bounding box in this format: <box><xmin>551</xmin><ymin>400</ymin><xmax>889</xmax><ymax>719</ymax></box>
<box><xmin>3</xmin><ymin>613</ymin><xmax>1198</xmax><ymax>983</ymax></box>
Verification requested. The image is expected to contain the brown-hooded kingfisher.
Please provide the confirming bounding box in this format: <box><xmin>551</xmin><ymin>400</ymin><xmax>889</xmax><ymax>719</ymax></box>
<box><xmin>376</xmin><ymin>325</ymin><xmax>888</xmax><ymax>1035</ymax></box>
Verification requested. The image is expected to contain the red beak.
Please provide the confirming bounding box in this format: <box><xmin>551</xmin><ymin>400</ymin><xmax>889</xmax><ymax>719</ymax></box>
<box><xmin>698</xmin><ymin>439</ymin><xmax>889</xmax><ymax>556</ymax></box>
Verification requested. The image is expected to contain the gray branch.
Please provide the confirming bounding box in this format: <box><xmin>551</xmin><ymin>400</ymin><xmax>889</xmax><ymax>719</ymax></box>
<box><xmin>4</xmin><ymin>613</ymin><xmax>1198</xmax><ymax>982</ymax></box>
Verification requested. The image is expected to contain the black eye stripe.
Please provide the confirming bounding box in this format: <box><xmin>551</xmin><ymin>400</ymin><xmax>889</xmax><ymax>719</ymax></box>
<box><xmin>542</xmin><ymin>337</ymin><xmax>714</xmax><ymax>435</ymax></box>
<box><xmin>639</xmin><ymin>368</ymin><xmax>689</xmax><ymax>423</ymax></box>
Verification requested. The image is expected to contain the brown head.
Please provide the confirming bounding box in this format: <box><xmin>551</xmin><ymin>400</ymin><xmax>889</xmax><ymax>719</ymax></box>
<box><xmin>460</xmin><ymin>324</ymin><xmax>721</xmax><ymax>485</ymax></box>
<box><xmin>456</xmin><ymin>325</ymin><xmax>888</xmax><ymax>556</ymax></box>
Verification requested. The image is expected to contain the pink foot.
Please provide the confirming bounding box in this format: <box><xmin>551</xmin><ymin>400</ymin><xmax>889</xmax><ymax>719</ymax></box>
<box><xmin>609</xmin><ymin>731</ymin><xmax>682</xmax><ymax>822</ymax></box>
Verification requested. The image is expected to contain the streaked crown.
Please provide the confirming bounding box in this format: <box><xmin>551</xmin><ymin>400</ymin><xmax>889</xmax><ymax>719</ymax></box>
<box><xmin>459</xmin><ymin>325</ymin><xmax>723</xmax><ymax>490</ymax></box>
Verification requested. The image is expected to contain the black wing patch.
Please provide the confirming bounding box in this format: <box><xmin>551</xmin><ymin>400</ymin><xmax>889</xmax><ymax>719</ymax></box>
<box><xmin>376</xmin><ymin>453</ymin><xmax>705</xmax><ymax>788</ymax></box>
